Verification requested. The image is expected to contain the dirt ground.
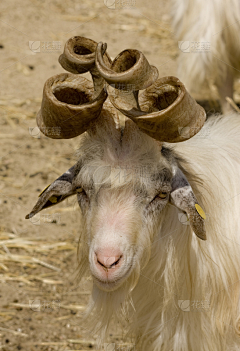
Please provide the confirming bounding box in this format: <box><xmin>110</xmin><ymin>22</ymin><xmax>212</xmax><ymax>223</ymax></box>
<box><xmin>0</xmin><ymin>0</ymin><xmax>239</xmax><ymax>350</ymax></box>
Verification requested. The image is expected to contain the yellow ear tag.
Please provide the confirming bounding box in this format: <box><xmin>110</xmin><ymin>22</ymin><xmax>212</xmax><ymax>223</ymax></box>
<box><xmin>195</xmin><ymin>204</ymin><xmax>206</xmax><ymax>219</ymax></box>
<box><xmin>38</xmin><ymin>184</ymin><xmax>51</xmax><ymax>197</ymax></box>
<box><xmin>49</xmin><ymin>196</ymin><xmax>58</xmax><ymax>204</ymax></box>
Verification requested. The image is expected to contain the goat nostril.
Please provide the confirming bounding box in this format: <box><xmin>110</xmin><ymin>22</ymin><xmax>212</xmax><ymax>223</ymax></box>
<box><xmin>110</xmin><ymin>255</ymin><xmax>122</xmax><ymax>267</ymax></box>
<box><xmin>96</xmin><ymin>254</ymin><xmax>122</xmax><ymax>269</ymax></box>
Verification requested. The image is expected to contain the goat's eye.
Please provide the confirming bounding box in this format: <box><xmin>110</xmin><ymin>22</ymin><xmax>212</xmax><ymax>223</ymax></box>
<box><xmin>157</xmin><ymin>192</ymin><xmax>168</xmax><ymax>199</ymax></box>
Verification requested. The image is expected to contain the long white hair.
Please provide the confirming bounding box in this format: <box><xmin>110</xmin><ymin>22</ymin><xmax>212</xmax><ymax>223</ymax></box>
<box><xmin>132</xmin><ymin>113</ymin><xmax>240</xmax><ymax>350</ymax></box>
<box><xmin>171</xmin><ymin>0</ymin><xmax>240</xmax><ymax>94</ymax></box>
<box><xmin>79</xmin><ymin>113</ymin><xmax>240</xmax><ymax>350</ymax></box>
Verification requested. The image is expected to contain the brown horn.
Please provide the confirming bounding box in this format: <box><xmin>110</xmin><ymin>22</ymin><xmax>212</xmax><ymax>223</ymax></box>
<box><xmin>107</xmin><ymin>76</ymin><xmax>206</xmax><ymax>143</ymax></box>
<box><xmin>37</xmin><ymin>36</ymin><xmax>112</xmax><ymax>139</ymax></box>
<box><xmin>37</xmin><ymin>73</ymin><xmax>107</xmax><ymax>139</ymax></box>
<box><xmin>59</xmin><ymin>36</ymin><xmax>96</xmax><ymax>73</ymax></box>
<box><xmin>95</xmin><ymin>42</ymin><xmax>159</xmax><ymax>91</ymax></box>
<box><xmin>59</xmin><ymin>36</ymin><xmax>112</xmax><ymax>97</ymax></box>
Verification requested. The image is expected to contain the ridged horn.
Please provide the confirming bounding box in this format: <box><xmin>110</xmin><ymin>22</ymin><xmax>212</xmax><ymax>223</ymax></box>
<box><xmin>95</xmin><ymin>42</ymin><xmax>159</xmax><ymax>91</ymax></box>
<box><xmin>37</xmin><ymin>73</ymin><xmax>107</xmax><ymax>139</ymax></box>
<box><xmin>59</xmin><ymin>36</ymin><xmax>97</xmax><ymax>73</ymax></box>
<box><xmin>107</xmin><ymin>76</ymin><xmax>206</xmax><ymax>143</ymax></box>
<box><xmin>59</xmin><ymin>36</ymin><xmax>112</xmax><ymax>97</ymax></box>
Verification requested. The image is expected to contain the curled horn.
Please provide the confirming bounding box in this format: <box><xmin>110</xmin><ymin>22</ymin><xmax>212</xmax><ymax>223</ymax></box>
<box><xmin>59</xmin><ymin>36</ymin><xmax>97</xmax><ymax>74</ymax></box>
<box><xmin>59</xmin><ymin>36</ymin><xmax>112</xmax><ymax>97</ymax></box>
<box><xmin>37</xmin><ymin>73</ymin><xmax>107</xmax><ymax>139</ymax></box>
<box><xmin>95</xmin><ymin>42</ymin><xmax>159</xmax><ymax>91</ymax></box>
<box><xmin>37</xmin><ymin>37</ymin><xmax>111</xmax><ymax>139</ymax></box>
<box><xmin>109</xmin><ymin>76</ymin><xmax>206</xmax><ymax>142</ymax></box>
<box><xmin>96</xmin><ymin>44</ymin><xmax>206</xmax><ymax>142</ymax></box>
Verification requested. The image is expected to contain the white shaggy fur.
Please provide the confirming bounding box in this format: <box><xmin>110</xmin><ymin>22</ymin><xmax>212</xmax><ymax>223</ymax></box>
<box><xmin>171</xmin><ymin>0</ymin><xmax>240</xmax><ymax>112</ymax></box>
<box><xmin>77</xmin><ymin>113</ymin><xmax>240</xmax><ymax>350</ymax></box>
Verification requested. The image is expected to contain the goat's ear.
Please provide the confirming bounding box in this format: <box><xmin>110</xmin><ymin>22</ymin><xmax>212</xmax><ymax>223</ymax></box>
<box><xmin>25</xmin><ymin>165</ymin><xmax>77</xmax><ymax>219</ymax></box>
<box><xmin>170</xmin><ymin>166</ymin><xmax>206</xmax><ymax>240</ymax></box>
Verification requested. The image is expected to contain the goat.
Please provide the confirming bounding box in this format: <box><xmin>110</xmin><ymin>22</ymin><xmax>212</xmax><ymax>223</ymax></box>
<box><xmin>171</xmin><ymin>0</ymin><xmax>240</xmax><ymax>114</ymax></box>
<box><xmin>26</xmin><ymin>36</ymin><xmax>240</xmax><ymax>351</ymax></box>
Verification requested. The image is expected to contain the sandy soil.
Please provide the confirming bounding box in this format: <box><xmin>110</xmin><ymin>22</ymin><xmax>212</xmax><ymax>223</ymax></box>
<box><xmin>0</xmin><ymin>0</ymin><xmax>238</xmax><ymax>350</ymax></box>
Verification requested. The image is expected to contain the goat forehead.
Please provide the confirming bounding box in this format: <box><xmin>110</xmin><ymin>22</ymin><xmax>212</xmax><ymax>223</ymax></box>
<box><xmin>76</xmin><ymin>163</ymin><xmax>173</xmax><ymax>202</ymax></box>
<box><xmin>95</xmin><ymin>191</ymin><xmax>137</xmax><ymax>223</ymax></box>
<box><xmin>76</xmin><ymin>125</ymin><xmax>173</xmax><ymax>191</ymax></box>
<box><xmin>78</xmin><ymin>116</ymin><xmax>163</xmax><ymax>163</ymax></box>
<box><xmin>78</xmin><ymin>139</ymin><xmax>169</xmax><ymax>175</ymax></box>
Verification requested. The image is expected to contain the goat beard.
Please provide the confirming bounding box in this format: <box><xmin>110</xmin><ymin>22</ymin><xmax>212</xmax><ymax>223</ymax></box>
<box><xmin>76</xmin><ymin>217</ymin><xmax>154</xmax><ymax>340</ymax></box>
<box><xmin>86</xmin><ymin>263</ymin><xmax>141</xmax><ymax>339</ymax></box>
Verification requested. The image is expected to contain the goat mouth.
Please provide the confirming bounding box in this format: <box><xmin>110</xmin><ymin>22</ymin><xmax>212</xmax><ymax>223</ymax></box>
<box><xmin>92</xmin><ymin>264</ymin><xmax>133</xmax><ymax>291</ymax></box>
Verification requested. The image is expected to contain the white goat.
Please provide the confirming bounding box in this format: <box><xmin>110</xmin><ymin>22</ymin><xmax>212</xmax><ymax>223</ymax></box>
<box><xmin>26</xmin><ymin>36</ymin><xmax>240</xmax><ymax>350</ymax></box>
<box><xmin>171</xmin><ymin>0</ymin><xmax>240</xmax><ymax>113</ymax></box>
<box><xmin>27</xmin><ymin>112</ymin><xmax>240</xmax><ymax>350</ymax></box>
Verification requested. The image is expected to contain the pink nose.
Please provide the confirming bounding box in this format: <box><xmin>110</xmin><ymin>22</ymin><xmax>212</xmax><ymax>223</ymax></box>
<box><xmin>95</xmin><ymin>248</ymin><xmax>123</xmax><ymax>270</ymax></box>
